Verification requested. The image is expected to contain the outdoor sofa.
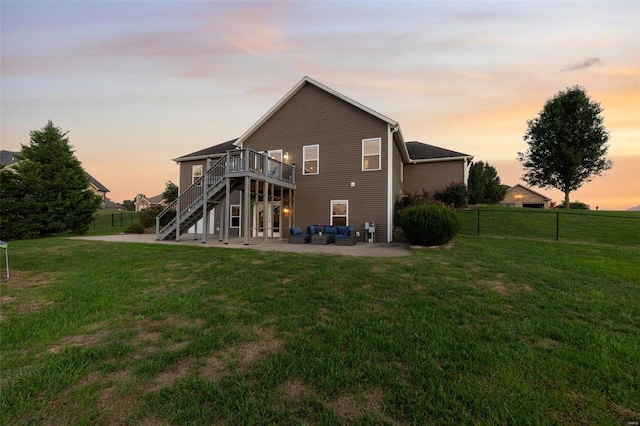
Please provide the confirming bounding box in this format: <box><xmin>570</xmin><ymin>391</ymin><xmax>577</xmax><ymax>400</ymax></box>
<box><xmin>288</xmin><ymin>225</ymin><xmax>357</xmax><ymax>245</ymax></box>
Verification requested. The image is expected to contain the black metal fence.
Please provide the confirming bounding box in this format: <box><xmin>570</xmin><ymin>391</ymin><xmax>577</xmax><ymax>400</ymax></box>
<box><xmin>91</xmin><ymin>212</ymin><xmax>140</xmax><ymax>231</ymax></box>
<box><xmin>457</xmin><ymin>209</ymin><xmax>640</xmax><ymax>247</ymax></box>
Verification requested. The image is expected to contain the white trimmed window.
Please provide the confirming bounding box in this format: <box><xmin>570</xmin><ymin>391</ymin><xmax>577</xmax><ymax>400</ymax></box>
<box><xmin>331</xmin><ymin>200</ymin><xmax>348</xmax><ymax>226</ymax></box>
<box><xmin>303</xmin><ymin>145</ymin><xmax>319</xmax><ymax>175</ymax></box>
<box><xmin>362</xmin><ymin>138</ymin><xmax>381</xmax><ymax>171</ymax></box>
<box><xmin>230</xmin><ymin>204</ymin><xmax>240</xmax><ymax>228</ymax></box>
<box><xmin>192</xmin><ymin>165</ymin><xmax>203</xmax><ymax>186</ymax></box>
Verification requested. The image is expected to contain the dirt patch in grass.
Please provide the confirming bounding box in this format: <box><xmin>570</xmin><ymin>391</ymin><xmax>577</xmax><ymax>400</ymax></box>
<box><xmin>200</xmin><ymin>325</ymin><xmax>284</xmax><ymax>382</ymax></box>
<box><xmin>48</xmin><ymin>330</ymin><xmax>112</xmax><ymax>354</ymax></box>
<box><xmin>282</xmin><ymin>378</ymin><xmax>314</xmax><ymax>400</ymax></box>
<box><xmin>477</xmin><ymin>274</ymin><xmax>535</xmax><ymax>296</ymax></box>
<box><xmin>326</xmin><ymin>388</ymin><xmax>393</xmax><ymax>423</ymax></box>
<box><xmin>148</xmin><ymin>356</ymin><xmax>195</xmax><ymax>392</ymax></box>
<box><xmin>4</xmin><ymin>270</ymin><xmax>61</xmax><ymax>288</ymax></box>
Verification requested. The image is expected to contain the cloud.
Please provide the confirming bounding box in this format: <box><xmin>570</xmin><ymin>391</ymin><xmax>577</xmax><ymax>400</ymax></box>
<box><xmin>562</xmin><ymin>57</ymin><xmax>603</xmax><ymax>72</ymax></box>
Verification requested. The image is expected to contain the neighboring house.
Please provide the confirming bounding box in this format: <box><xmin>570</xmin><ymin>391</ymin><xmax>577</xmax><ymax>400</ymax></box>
<box><xmin>135</xmin><ymin>194</ymin><xmax>167</xmax><ymax>212</ymax></box>
<box><xmin>501</xmin><ymin>184</ymin><xmax>551</xmax><ymax>208</ymax></box>
<box><xmin>1</xmin><ymin>149</ymin><xmax>110</xmax><ymax>205</ymax></box>
<box><xmin>103</xmin><ymin>199</ymin><xmax>125</xmax><ymax>210</ymax></box>
<box><xmin>0</xmin><ymin>150</ymin><xmax>20</xmax><ymax>169</ymax></box>
<box><xmin>160</xmin><ymin>76</ymin><xmax>473</xmax><ymax>243</ymax></box>
<box><xmin>88</xmin><ymin>174</ymin><xmax>110</xmax><ymax>204</ymax></box>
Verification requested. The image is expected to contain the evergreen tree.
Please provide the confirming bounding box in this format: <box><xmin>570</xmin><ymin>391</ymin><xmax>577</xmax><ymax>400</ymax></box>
<box><xmin>1</xmin><ymin>121</ymin><xmax>101</xmax><ymax>239</ymax></box>
<box><xmin>468</xmin><ymin>161</ymin><xmax>507</xmax><ymax>204</ymax></box>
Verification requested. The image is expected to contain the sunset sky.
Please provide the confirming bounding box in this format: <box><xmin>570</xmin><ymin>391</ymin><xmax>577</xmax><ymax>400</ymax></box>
<box><xmin>2</xmin><ymin>1</ymin><xmax>638</xmax><ymax>210</ymax></box>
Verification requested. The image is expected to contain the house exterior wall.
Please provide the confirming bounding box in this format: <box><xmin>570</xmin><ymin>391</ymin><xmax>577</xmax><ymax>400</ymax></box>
<box><xmin>501</xmin><ymin>186</ymin><xmax>550</xmax><ymax>208</ymax></box>
<box><xmin>241</xmin><ymin>82</ymin><xmax>391</xmax><ymax>242</ymax></box>
<box><xmin>403</xmin><ymin>160</ymin><xmax>466</xmax><ymax>199</ymax></box>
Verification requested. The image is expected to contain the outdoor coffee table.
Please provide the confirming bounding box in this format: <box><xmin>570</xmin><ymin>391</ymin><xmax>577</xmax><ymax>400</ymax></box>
<box><xmin>311</xmin><ymin>234</ymin><xmax>330</xmax><ymax>245</ymax></box>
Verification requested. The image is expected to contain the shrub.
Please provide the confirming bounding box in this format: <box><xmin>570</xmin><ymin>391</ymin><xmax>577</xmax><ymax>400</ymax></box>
<box><xmin>434</xmin><ymin>182</ymin><xmax>469</xmax><ymax>208</ymax></box>
<box><xmin>124</xmin><ymin>223</ymin><xmax>144</xmax><ymax>234</ymax></box>
<box><xmin>399</xmin><ymin>204</ymin><xmax>461</xmax><ymax>246</ymax></box>
<box><xmin>140</xmin><ymin>206</ymin><xmax>175</xmax><ymax>228</ymax></box>
<box><xmin>555</xmin><ymin>201</ymin><xmax>590</xmax><ymax>210</ymax></box>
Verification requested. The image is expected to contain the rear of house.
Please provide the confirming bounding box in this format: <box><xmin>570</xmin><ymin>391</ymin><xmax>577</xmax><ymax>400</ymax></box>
<box><xmin>165</xmin><ymin>77</ymin><xmax>472</xmax><ymax>243</ymax></box>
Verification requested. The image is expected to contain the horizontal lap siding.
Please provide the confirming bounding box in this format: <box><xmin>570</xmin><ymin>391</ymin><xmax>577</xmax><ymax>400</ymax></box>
<box><xmin>243</xmin><ymin>83</ymin><xmax>390</xmax><ymax>241</ymax></box>
<box><xmin>404</xmin><ymin>161</ymin><xmax>465</xmax><ymax>199</ymax></box>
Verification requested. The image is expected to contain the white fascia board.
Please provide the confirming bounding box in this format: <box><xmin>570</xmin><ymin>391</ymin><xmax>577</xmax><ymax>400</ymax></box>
<box><xmin>172</xmin><ymin>153</ymin><xmax>225</xmax><ymax>163</ymax></box>
<box><xmin>409</xmin><ymin>155</ymin><xmax>474</xmax><ymax>164</ymax></box>
<box><xmin>235</xmin><ymin>76</ymin><xmax>399</xmax><ymax>148</ymax></box>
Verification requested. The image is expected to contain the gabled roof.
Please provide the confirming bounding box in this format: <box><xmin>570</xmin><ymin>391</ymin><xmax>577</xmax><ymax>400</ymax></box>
<box><xmin>234</xmin><ymin>76</ymin><xmax>400</xmax><ymax>148</ymax></box>
<box><xmin>0</xmin><ymin>150</ymin><xmax>20</xmax><ymax>167</ymax></box>
<box><xmin>88</xmin><ymin>173</ymin><xmax>109</xmax><ymax>193</ymax></box>
<box><xmin>1</xmin><ymin>149</ymin><xmax>110</xmax><ymax>192</ymax></box>
<box><xmin>173</xmin><ymin>138</ymin><xmax>238</xmax><ymax>163</ymax></box>
<box><xmin>406</xmin><ymin>141</ymin><xmax>473</xmax><ymax>163</ymax></box>
<box><xmin>505</xmin><ymin>184</ymin><xmax>551</xmax><ymax>201</ymax></box>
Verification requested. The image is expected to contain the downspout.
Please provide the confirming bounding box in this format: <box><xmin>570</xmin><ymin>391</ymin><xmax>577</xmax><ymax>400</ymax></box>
<box><xmin>387</xmin><ymin>124</ymin><xmax>400</xmax><ymax>243</ymax></box>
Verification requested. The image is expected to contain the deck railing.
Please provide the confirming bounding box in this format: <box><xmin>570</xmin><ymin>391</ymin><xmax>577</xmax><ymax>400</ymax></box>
<box><xmin>156</xmin><ymin>149</ymin><xmax>295</xmax><ymax>239</ymax></box>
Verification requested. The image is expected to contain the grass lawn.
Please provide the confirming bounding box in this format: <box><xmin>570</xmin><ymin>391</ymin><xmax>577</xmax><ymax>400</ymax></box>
<box><xmin>1</xmin><ymin>234</ymin><xmax>638</xmax><ymax>424</ymax></box>
<box><xmin>85</xmin><ymin>209</ymin><xmax>141</xmax><ymax>236</ymax></box>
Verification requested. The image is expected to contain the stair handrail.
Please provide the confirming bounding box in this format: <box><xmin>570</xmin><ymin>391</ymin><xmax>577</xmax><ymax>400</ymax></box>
<box><xmin>156</xmin><ymin>155</ymin><xmax>227</xmax><ymax>238</ymax></box>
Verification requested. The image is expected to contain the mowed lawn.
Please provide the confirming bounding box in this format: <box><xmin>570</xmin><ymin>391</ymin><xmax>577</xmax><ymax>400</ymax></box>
<box><xmin>1</xmin><ymin>233</ymin><xmax>638</xmax><ymax>424</ymax></box>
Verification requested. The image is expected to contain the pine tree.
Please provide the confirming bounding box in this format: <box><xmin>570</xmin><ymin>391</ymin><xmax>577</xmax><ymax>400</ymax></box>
<box><xmin>1</xmin><ymin>121</ymin><xmax>101</xmax><ymax>239</ymax></box>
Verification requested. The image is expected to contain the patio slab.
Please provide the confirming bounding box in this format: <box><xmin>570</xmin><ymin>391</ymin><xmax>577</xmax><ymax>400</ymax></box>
<box><xmin>73</xmin><ymin>233</ymin><xmax>411</xmax><ymax>258</ymax></box>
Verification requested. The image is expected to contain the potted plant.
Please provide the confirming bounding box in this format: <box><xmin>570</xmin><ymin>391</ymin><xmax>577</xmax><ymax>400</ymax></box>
<box><xmin>318</xmin><ymin>225</ymin><xmax>323</xmax><ymax>236</ymax></box>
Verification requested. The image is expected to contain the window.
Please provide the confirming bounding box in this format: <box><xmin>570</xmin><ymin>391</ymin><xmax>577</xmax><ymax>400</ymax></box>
<box><xmin>331</xmin><ymin>200</ymin><xmax>348</xmax><ymax>226</ymax></box>
<box><xmin>267</xmin><ymin>149</ymin><xmax>282</xmax><ymax>176</ymax></box>
<box><xmin>192</xmin><ymin>165</ymin><xmax>203</xmax><ymax>186</ymax></box>
<box><xmin>230</xmin><ymin>204</ymin><xmax>240</xmax><ymax>228</ymax></box>
<box><xmin>362</xmin><ymin>138</ymin><xmax>381</xmax><ymax>171</ymax></box>
<box><xmin>303</xmin><ymin>145</ymin><xmax>319</xmax><ymax>175</ymax></box>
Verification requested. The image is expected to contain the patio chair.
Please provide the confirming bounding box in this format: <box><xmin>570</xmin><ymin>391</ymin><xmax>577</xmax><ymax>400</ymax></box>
<box><xmin>334</xmin><ymin>226</ymin><xmax>357</xmax><ymax>246</ymax></box>
<box><xmin>288</xmin><ymin>226</ymin><xmax>310</xmax><ymax>244</ymax></box>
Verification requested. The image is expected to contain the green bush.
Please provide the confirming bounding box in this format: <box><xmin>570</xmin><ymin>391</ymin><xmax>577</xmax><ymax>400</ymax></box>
<box><xmin>434</xmin><ymin>181</ymin><xmax>469</xmax><ymax>208</ymax></box>
<box><xmin>399</xmin><ymin>204</ymin><xmax>461</xmax><ymax>246</ymax></box>
<box><xmin>124</xmin><ymin>223</ymin><xmax>144</xmax><ymax>234</ymax></box>
<box><xmin>140</xmin><ymin>206</ymin><xmax>175</xmax><ymax>228</ymax></box>
<box><xmin>555</xmin><ymin>201</ymin><xmax>590</xmax><ymax>210</ymax></box>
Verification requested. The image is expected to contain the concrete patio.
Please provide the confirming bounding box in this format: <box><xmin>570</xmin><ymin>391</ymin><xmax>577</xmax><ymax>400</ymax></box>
<box><xmin>74</xmin><ymin>233</ymin><xmax>412</xmax><ymax>258</ymax></box>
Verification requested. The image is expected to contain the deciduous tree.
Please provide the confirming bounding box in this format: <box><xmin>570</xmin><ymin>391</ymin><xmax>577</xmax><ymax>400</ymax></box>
<box><xmin>468</xmin><ymin>161</ymin><xmax>507</xmax><ymax>204</ymax></box>
<box><xmin>518</xmin><ymin>86</ymin><xmax>612</xmax><ymax>208</ymax></box>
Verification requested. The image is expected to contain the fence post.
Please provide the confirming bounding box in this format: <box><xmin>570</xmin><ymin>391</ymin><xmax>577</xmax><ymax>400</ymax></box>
<box><xmin>111</xmin><ymin>214</ymin><xmax>114</xmax><ymax>227</ymax></box>
<box><xmin>556</xmin><ymin>212</ymin><xmax>560</xmax><ymax>241</ymax></box>
<box><xmin>477</xmin><ymin>210</ymin><xmax>480</xmax><ymax>236</ymax></box>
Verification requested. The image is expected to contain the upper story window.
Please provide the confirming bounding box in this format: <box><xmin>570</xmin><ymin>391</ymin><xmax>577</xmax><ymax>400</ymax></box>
<box><xmin>362</xmin><ymin>138</ymin><xmax>381</xmax><ymax>171</ymax></box>
<box><xmin>303</xmin><ymin>144</ymin><xmax>319</xmax><ymax>175</ymax></box>
<box><xmin>192</xmin><ymin>165</ymin><xmax>203</xmax><ymax>186</ymax></box>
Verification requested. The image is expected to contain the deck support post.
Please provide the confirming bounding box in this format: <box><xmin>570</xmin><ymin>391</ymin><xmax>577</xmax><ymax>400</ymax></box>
<box><xmin>243</xmin><ymin>176</ymin><xmax>250</xmax><ymax>245</ymax></box>
<box><xmin>224</xmin><ymin>177</ymin><xmax>230</xmax><ymax>244</ymax></box>
<box><xmin>263</xmin><ymin>181</ymin><xmax>269</xmax><ymax>242</ymax></box>
<box><xmin>175</xmin><ymin>198</ymin><xmax>181</xmax><ymax>242</ymax></box>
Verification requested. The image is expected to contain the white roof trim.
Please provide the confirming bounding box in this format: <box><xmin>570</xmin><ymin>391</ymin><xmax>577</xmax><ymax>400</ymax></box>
<box><xmin>235</xmin><ymin>76</ymin><xmax>398</xmax><ymax>148</ymax></box>
<box><xmin>409</xmin><ymin>155</ymin><xmax>474</xmax><ymax>164</ymax></box>
<box><xmin>172</xmin><ymin>152</ymin><xmax>225</xmax><ymax>163</ymax></box>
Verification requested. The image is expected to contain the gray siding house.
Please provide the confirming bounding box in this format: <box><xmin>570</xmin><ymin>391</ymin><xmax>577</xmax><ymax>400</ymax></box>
<box><xmin>159</xmin><ymin>77</ymin><xmax>473</xmax><ymax>243</ymax></box>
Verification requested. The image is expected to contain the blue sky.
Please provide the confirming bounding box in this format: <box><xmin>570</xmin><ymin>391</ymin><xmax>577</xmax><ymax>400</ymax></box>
<box><xmin>1</xmin><ymin>1</ymin><xmax>638</xmax><ymax>209</ymax></box>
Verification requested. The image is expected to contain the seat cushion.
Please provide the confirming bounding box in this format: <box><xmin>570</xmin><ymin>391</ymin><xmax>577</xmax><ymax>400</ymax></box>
<box><xmin>291</xmin><ymin>227</ymin><xmax>303</xmax><ymax>236</ymax></box>
<box><xmin>308</xmin><ymin>225</ymin><xmax>318</xmax><ymax>235</ymax></box>
<box><xmin>337</xmin><ymin>226</ymin><xmax>350</xmax><ymax>236</ymax></box>
<box><xmin>324</xmin><ymin>226</ymin><xmax>338</xmax><ymax>235</ymax></box>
